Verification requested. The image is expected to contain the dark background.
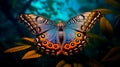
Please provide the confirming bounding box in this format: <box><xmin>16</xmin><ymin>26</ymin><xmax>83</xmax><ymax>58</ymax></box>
<box><xmin>0</xmin><ymin>0</ymin><xmax>120</xmax><ymax>67</ymax></box>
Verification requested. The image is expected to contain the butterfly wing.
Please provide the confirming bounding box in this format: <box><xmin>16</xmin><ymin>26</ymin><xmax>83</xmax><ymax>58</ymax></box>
<box><xmin>64</xmin><ymin>11</ymin><xmax>102</xmax><ymax>32</ymax></box>
<box><xmin>62</xmin><ymin>28</ymin><xmax>87</xmax><ymax>56</ymax></box>
<box><xmin>19</xmin><ymin>14</ymin><xmax>56</xmax><ymax>35</ymax></box>
<box><xmin>62</xmin><ymin>11</ymin><xmax>102</xmax><ymax>55</ymax></box>
<box><xmin>18</xmin><ymin>14</ymin><xmax>61</xmax><ymax>55</ymax></box>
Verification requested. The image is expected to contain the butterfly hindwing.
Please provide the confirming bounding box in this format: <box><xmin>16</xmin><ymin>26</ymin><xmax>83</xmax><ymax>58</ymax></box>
<box><xmin>35</xmin><ymin>28</ymin><xmax>63</xmax><ymax>55</ymax></box>
<box><xmin>62</xmin><ymin>29</ymin><xmax>87</xmax><ymax>56</ymax></box>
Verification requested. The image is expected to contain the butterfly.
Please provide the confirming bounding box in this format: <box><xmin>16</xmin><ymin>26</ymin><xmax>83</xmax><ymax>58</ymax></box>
<box><xmin>18</xmin><ymin>11</ymin><xmax>102</xmax><ymax>56</ymax></box>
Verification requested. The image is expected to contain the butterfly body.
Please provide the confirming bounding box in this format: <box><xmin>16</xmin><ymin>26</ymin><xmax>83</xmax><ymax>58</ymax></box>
<box><xmin>18</xmin><ymin>11</ymin><xmax>102</xmax><ymax>56</ymax></box>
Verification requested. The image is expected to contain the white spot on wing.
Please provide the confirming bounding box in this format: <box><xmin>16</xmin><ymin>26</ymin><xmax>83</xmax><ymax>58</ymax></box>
<box><xmin>84</xmin><ymin>36</ymin><xmax>87</xmax><ymax>39</ymax></box>
<box><xmin>78</xmin><ymin>45</ymin><xmax>82</xmax><ymax>48</ymax></box>
<box><xmin>51</xmin><ymin>50</ymin><xmax>55</xmax><ymax>52</ymax></box>
<box><xmin>51</xmin><ymin>53</ymin><xmax>55</xmax><ymax>55</ymax></box>
<box><xmin>83</xmin><ymin>12</ymin><xmax>91</xmax><ymax>17</ymax></box>
<box><xmin>36</xmin><ymin>38</ymin><xmax>39</xmax><ymax>42</ymax></box>
<box><xmin>37</xmin><ymin>43</ymin><xmax>41</xmax><ymax>46</ymax></box>
<box><xmin>78</xmin><ymin>15</ymin><xmax>84</xmax><ymax>20</ymax></box>
<box><xmin>82</xmin><ymin>41</ymin><xmax>85</xmax><ymax>44</ymax></box>
<box><xmin>74</xmin><ymin>48</ymin><xmax>78</xmax><ymax>51</ymax></box>
<box><xmin>39</xmin><ymin>17</ymin><xmax>43</xmax><ymax>20</ymax></box>
<box><xmin>45</xmin><ymin>49</ymin><xmax>50</xmax><ymax>51</ymax></box>
<box><xmin>69</xmin><ymin>50</ymin><xmax>72</xmax><ymax>52</ymax></box>
<box><xmin>29</xmin><ymin>14</ymin><xmax>36</xmax><ymax>19</ymax></box>
<box><xmin>27</xmin><ymin>22</ymin><xmax>31</xmax><ymax>26</ymax></box>
<box><xmin>41</xmin><ymin>47</ymin><xmax>45</xmax><ymax>49</ymax></box>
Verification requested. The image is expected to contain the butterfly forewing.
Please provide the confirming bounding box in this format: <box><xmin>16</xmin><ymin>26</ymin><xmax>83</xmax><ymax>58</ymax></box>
<box><xmin>64</xmin><ymin>11</ymin><xmax>102</xmax><ymax>32</ymax></box>
<box><xmin>18</xmin><ymin>14</ymin><xmax>56</xmax><ymax>35</ymax></box>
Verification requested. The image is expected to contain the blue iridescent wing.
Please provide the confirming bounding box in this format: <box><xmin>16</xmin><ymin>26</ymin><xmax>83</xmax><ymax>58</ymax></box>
<box><xmin>19</xmin><ymin>14</ymin><xmax>56</xmax><ymax>35</ymax></box>
<box><xmin>19</xmin><ymin>14</ymin><xmax>61</xmax><ymax>55</ymax></box>
<box><xmin>64</xmin><ymin>11</ymin><xmax>102</xmax><ymax>32</ymax></box>
<box><xmin>62</xmin><ymin>11</ymin><xmax>102</xmax><ymax>55</ymax></box>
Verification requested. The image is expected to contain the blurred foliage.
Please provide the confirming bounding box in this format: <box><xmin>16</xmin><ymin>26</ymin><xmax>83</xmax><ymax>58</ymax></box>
<box><xmin>22</xmin><ymin>50</ymin><xmax>42</xmax><ymax>60</ymax></box>
<box><xmin>105</xmin><ymin>0</ymin><xmax>120</xmax><ymax>9</ymax></box>
<box><xmin>4</xmin><ymin>45</ymin><xmax>31</xmax><ymax>53</ymax></box>
<box><xmin>56</xmin><ymin>60</ymin><xmax>83</xmax><ymax>67</ymax></box>
<box><xmin>102</xmin><ymin>46</ymin><xmax>120</xmax><ymax>62</ymax></box>
<box><xmin>100</xmin><ymin>16</ymin><xmax>114</xmax><ymax>39</ymax></box>
<box><xmin>0</xmin><ymin>0</ymin><xmax>120</xmax><ymax>67</ymax></box>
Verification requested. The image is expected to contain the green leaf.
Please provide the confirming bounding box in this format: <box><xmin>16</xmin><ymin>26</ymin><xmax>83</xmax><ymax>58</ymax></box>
<box><xmin>87</xmin><ymin>33</ymin><xmax>105</xmax><ymax>41</ymax></box>
<box><xmin>4</xmin><ymin>45</ymin><xmax>31</xmax><ymax>53</ymax></box>
<box><xmin>12</xmin><ymin>0</ymin><xmax>18</xmax><ymax>8</ymax></box>
<box><xmin>100</xmin><ymin>16</ymin><xmax>114</xmax><ymax>39</ymax></box>
<box><xmin>22</xmin><ymin>50</ymin><xmax>42</xmax><ymax>60</ymax></box>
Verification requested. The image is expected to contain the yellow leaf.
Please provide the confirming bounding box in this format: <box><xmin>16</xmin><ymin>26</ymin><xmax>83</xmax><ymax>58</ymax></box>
<box><xmin>22</xmin><ymin>37</ymin><xmax>34</xmax><ymax>43</ymax></box>
<box><xmin>56</xmin><ymin>60</ymin><xmax>66</xmax><ymax>67</ymax></box>
<box><xmin>102</xmin><ymin>47</ymin><xmax>120</xmax><ymax>62</ymax></box>
<box><xmin>4</xmin><ymin>45</ymin><xmax>31</xmax><ymax>53</ymax></box>
<box><xmin>106</xmin><ymin>54</ymin><xmax>120</xmax><ymax>61</ymax></box>
<box><xmin>22</xmin><ymin>50</ymin><xmax>42</xmax><ymax>60</ymax></box>
<box><xmin>100</xmin><ymin>16</ymin><xmax>113</xmax><ymax>38</ymax></box>
<box><xmin>87</xmin><ymin>60</ymin><xmax>104</xmax><ymax>67</ymax></box>
<box><xmin>92</xmin><ymin>8</ymin><xmax>113</xmax><ymax>14</ymax></box>
<box><xmin>77</xmin><ymin>63</ymin><xmax>83</xmax><ymax>67</ymax></box>
<box><xmin>63</xmin><ymin>64</ymin><xmax>71</xmax><ymax>67</ymax></box>
<box><xmin>15</xmin><ymin>42</ymin><xmax>30</xmax><ymax>45</ymax></box>
<box><xmin>73</xmin><ymin>63</ymin><xmax>78</xmax><ymax>67</ymax></box>
<box><xmin>105</xmin><ymin>0</ymin><xmax>120</xmax><ymax>9</ymax></box>
<box><xmin>74</xmin><ymin>63</ymin><xmax>83</xmax><ymax>67</ymax></box>
<box><xmin>21</xmin><ymin>37</ymin><xmax>35</xmax><ymax>45</ymax></box>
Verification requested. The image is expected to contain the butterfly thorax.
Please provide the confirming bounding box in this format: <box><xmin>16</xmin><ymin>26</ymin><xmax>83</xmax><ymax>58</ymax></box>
<box><xmin>57</xmin><ymin>21</ymin><xmax>65</xmax><ymax>45</ymax></box>
<box><xmin>57</xmin><ymin>21</ymin><xmax>64</xmax><ymax>30</ymax></box>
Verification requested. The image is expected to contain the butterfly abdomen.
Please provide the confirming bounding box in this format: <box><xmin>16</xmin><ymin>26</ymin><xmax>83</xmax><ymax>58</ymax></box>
<box><xmin>57</xmin><ymin>21</ymin><xmax>65</xmax><ymax>45</ymax></box>
<box><xmin>58</xmin><ymin>31</ymin><xmax>64</xmax><ymax>45</ymax></box>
